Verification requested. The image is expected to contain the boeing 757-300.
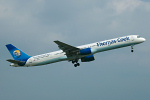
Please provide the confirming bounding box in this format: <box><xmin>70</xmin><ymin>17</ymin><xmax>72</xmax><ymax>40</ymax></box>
<box><xmin>6</xmin><ymin>35</ymin><xmax>146</xmax><ymax>67</ymax></box>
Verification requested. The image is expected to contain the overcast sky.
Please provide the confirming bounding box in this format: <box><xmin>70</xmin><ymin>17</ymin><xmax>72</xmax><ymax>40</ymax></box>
<box><xmin>0</xmin><ymin>0</ymin><xmax>150</xmax><ymax>100</ymax></box>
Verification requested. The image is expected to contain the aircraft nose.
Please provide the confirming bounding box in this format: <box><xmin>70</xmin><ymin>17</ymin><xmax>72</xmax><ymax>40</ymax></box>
<box><xmin>142</xmin><ymin>38</ymin><xmax>146</xmax><ymax>42</ymax></box>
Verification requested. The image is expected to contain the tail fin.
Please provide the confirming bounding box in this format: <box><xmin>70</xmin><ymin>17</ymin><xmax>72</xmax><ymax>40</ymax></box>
<box><xmin>6</xmin><ymin>44</ymin><xmax>31</xmax><ymax>62</ymax></box>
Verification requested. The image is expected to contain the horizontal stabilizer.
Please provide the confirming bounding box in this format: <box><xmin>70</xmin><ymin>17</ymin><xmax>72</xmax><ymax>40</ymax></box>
<box><xmin>6</xmin><ymin>59</ymin><xmax>25</xmax><ymax>64</ymax></box>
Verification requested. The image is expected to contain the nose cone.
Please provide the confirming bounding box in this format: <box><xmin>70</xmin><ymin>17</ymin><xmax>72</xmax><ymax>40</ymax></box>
<box><xmin>143</xmin><ymin>38</ymin><xmax>146</xmax><ymax>42</ymax></box>
<box><xmin>141</xmin><ymin>38</ymin><xmax>146</xmax><ymax>42</ymax></box>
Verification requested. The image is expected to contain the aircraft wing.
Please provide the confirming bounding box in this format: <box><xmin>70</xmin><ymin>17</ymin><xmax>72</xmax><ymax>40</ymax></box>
<box><xmin>54</xmin><ymin>40</ymin><xmax>80</xmax><ymax>57</ymax></box>
<box><xmin>6</xmin><ymin>59</ymin><xmax>25</xmax><ymax>64</ymax></box>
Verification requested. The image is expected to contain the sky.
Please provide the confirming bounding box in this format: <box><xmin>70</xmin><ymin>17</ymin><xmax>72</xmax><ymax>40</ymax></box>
<box><xmin>0</xmin><ymin>0</ymin><xmax>150</xmax><ymax>100</ymax></box>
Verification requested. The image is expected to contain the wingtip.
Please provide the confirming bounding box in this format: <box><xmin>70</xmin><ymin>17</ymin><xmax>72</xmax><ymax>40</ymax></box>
<box><xmin>54</xmin><ymin>40</ymin><xmax>59</xmax><ymax>43</ymax></box>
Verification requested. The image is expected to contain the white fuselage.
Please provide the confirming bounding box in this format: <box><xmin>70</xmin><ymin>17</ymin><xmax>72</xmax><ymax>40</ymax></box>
<box><xmin>20</xmin><ymin>35</ymin><xmax>145</xmax><ymax>67</ymax></box>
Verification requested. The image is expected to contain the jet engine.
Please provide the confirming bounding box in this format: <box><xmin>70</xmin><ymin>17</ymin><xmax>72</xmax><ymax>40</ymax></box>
<box><xmin>81</xmin><ymin>55</ymin><xmax>95</xmax><ymax>62</ymax></box>
<box><xmin>80</xmin><ymin>48</ymin><xmax>92</xmax><ymax>55</ymax></box>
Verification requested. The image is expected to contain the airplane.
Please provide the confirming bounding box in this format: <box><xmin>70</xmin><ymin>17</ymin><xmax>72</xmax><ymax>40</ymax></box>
<box><xmin>6</xmin><ymin>35</ymin><xmax>146</xmax><ymax>67</ymax></box>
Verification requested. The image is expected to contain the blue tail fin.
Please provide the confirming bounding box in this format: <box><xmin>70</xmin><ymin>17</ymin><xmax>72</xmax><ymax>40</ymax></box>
<box><xmin>6</xmin><ymin>44</ymin><xmax>31</xmax><ymax>62</ymax></box>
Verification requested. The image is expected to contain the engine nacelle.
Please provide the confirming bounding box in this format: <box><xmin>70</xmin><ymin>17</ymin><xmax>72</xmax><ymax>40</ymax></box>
<box><xmin>80</xmin><ymin>48</ymin><xmax>92</xmax><ymax>55</ymax></box>
<box><xmin>81</xmin><ymin>55</ymin><xmax>95</xmax><ymax>62</ymax></box>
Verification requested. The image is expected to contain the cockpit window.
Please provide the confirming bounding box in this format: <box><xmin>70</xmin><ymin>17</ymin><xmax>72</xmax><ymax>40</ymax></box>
<box><xmin>137</xmin><ymin>36</ymin><xmax>141</xmax><ymax>38</ymax></box>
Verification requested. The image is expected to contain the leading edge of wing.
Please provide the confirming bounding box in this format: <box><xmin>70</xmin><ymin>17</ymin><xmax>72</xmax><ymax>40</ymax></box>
<box><xmin>54</xmin><ymin>40</ymin><xmax>79</xmax><ymax>51</ymax></box>
<box><xmin>54</xmin><ymin>40</ymin><xmax>80</xmax><ymax>57</ymax></box>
